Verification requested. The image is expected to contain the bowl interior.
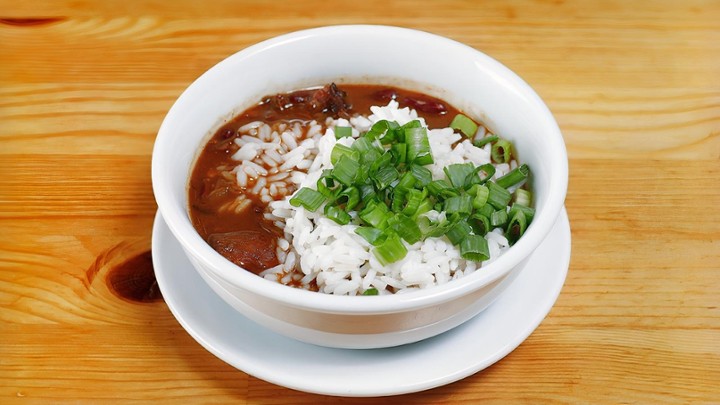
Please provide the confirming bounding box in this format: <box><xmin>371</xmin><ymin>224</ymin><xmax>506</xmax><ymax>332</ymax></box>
<box><xmin>152</xmin><ymin>25</ymin><xmax>567</xmax><ymax>312</ymax></box>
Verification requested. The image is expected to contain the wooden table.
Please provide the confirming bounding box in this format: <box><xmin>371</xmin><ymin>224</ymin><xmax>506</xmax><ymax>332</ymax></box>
<box><xmin>2</xmin><ymin>1</ymin><xmax>718</xmax><ymax>403</ymax></box>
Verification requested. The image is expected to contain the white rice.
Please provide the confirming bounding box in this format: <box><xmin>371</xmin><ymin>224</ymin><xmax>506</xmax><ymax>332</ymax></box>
<box><xmin>225</xmin><ymin>100</ymin><xmax>517</xmax><ymax>295</ymax></box>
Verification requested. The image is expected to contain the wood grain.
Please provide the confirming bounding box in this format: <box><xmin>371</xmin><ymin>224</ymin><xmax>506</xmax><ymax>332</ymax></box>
<box><xmin>1</xmin><ymin>0</ymin><xmax>719</xmax><ymax>403</ymax></box>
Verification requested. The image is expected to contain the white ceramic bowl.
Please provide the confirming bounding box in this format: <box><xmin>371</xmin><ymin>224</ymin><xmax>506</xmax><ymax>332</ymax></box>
<box><xmin>152</xmin><ymin>25</ymin><xmax>568</xmax><ymax>349</ymax></box>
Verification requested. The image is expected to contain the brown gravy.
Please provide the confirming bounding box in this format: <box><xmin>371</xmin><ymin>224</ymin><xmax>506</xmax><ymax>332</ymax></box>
<box><xmin>188</xmin><ymin>84</ymin><xmax>461</xmax><ymax>274</ymax></box>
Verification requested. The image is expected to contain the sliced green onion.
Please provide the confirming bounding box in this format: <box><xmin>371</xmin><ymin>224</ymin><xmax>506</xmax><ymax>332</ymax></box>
<box><xmin>324</xmin><ymin>204</ymin><xmax>351</xmax><ymax>225</ymax></box>
<box><xmin>334</xmin><ymin>126</ymin><xmax>352</xmax><ymax>139</ymax></box>
<box><xmin>468</xmin><ymin>213</ymin><xmax>491</xmax><ymax>236</ymax></box>
<box><xmin>427</xmin><ymin>179</ymin><xmax>459</xmax><ymax>199</ymax></box>
<box><xmin>362</xmin><ymin>287</ymin><xmax>379</xmax><ymax>296</ymax></box>
<box><xmin>427</xmin><ymin>216</ymin><xmax>455</xmax><ymax>237</ymax></box>
<box><xmin>490</xmin><ymin>209</ymin><xmax>508</xmax><ymax>227</ymax></box>
<box><xmin>373</xmin><ymin>233</ymin><xmax>408</xmax><ymax>265</ymax></box>
<box><xmin>406</xmin><ymin>127</ymin><xmax>433</xmax><ymax>165</ymax></box>
<box><xmin>359</xmin><ymin>183</ymin><xmax>377</xmax><ymax>203</ymax></box>
<box><xmin>473</xmin><ymin>134</ymin><xmax>498</xmax><ymax>148</ymax></box>
<box><xmin>380</xmin><ymin>126</ymin><xmax>401</xmax><ymax>145</ymax></box>
<box><xmin>445</xmin><ymin>220</ymin><xmax>472</xmax><ymax>245</ymax></box>
<box><xmin>365</xmin><ymin>120</ymin><xmax>398</xmax><ymax>141</ymax></box>
<box><xmin>387</xmin><ymin>214</ymin><xmax>423</xmax><ymax>245</ymax></box>
<box><xmin>444</xmin><ymin>163</ymin><xmax>475</xmax><ymax>189</ymax></box>
<box><xmin>495</xmin><ymin>164</ymin><xmax>529</xmax><ymax>189</ymax></box>
<box><xmin>289</xmin><ymin>187</ymin><xmax>326</xmax><ymax>212</ymax></box>
<box><xmin>506</xmin><ymin>210</ymin><xmax>527</xmax><ymax>245</ymax></box>
<box><xmin>369</xmin><ymin>151</ymin><xmax>392</xmax><ymax>177</ymax></box>
<box><xmin>476</xmin><ymin>203</ymin><xmax>495</xmax><ymax>219</ymax></box>
<box><xmin>471</xmin><ymin>184</ymin><xmax>489</xmax><ymax>209</ymax></box>
<box><xmin>400</xmin><ymin>120</ymin><xmax>423</xmax><ymax>130</ymax></box>
<box><xmin>487</xmin><ymin>181</ymin><xmax>512</xmax><ymax>210</ymax></box>
<box><xmin>417</xmin><ymin>216</ymin><xmax>436</xmax><ymax>237</ymax></box>
<box><xmin>470</xmin><ymin>163</ymin><xmax>496</xmax><ymax>185</ymax></box>
<box><xmin>337</xmin><ymin>186</ymin><xmax>360</xmax><ymax>211</ymax></box>
<box><xmin>331</xmin><ymin>154</ymin><xmax>360</xmax><ymax>186</ymax></box>
<box><xmin>393</xmin><ymin>121</ymin><xmax>421</xmax><ymax>144</ymax></box>
<box><xmin>401</xmin><ymin>188</ymin><xmax>426</xmax><ymax>216</ymax></box>
<box><xmin>330</xmin><ymin>143</ymin><xmax>359</xmax><ymax>165</ymax></box>
<box><xmin>514</xmin><ymin>188</ymin><xmax>532</xmax><ymax>207</ymax></box>
<box><xmin>491</xmin><ymin>139</ymin><xmax>512</xmax><ymax>163</ymax></box>
<box><xmin>359</xmin><ymin>201</ymin><xmax>390</xmax><ymax>229</ymax></box>
<box><xmin>444</xmin><ymin>194</ymin><xmax>473</xmax><ymax>216</ymax></box>
<box><xmin>411</xmin><ymin>198</ymin><xmax>433</xmax><ymax>220</ymax></box>
<box><xmin>355</xmin><ymin>226</ymin><xmax>386</xmax><ymax>246</ymax></box>
<box><xmin>450</xmin><ymin>114</ymin><xmax>478</xmax><ymax>137</ymax></box>
<box><xmin>391</xmin><ymin>142</ymin><xmax>407</xmax><ymax>164</ymax></box>
<box><xmin>316</xmin><ymin>171</ymin><xmax>338</xmax><ymax>200</ymax></box>
<box><xmin>395</xmin><ymin>171</ymin><xmax>417</xmax><ymax>193</ymax></box>
<box><xmin>373</xmin><ymin>164</ymin><xmax>400</xmax><ymax>190</ymax></box>
<box><xmin>390</xmin><ymin>189</ymin><xmax>406</xmax><ymax>213</ymax></box>
<box><xmin>351</xmin><ymin>136</ymin><xmax>382</xmax><ymax>164</ymax></box>
<box><xmin>410</xmin><ymin>164</ymin><xmax>433</xmax><ymax>186</ymax></box>
<box><xmin>467</xmin><ymin>183</ymin><xmax>479</xmax><ymax>196</ymax></box>
<box><xmin>508</xmin><ymin>203</ymin><xmax>535</xmax><ymax>223</ymax></box>
<box><xmin>460</xmin><ymin>234</ymin><xmax>490</xmax><ymax>261</ymax></box>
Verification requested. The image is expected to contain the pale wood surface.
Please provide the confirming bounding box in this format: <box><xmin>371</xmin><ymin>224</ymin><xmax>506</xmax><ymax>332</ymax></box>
<box><xmin>1</xmin><ymin>1</ymin><xmax>719</xmax><ymax>403</ymax></box>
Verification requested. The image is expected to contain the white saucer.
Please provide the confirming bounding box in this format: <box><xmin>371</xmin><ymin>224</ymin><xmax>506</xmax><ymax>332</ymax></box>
<box><xmin>152</xmin><ymin>208</ymin><xmax>571</xmax><ymax>397</ymax></box>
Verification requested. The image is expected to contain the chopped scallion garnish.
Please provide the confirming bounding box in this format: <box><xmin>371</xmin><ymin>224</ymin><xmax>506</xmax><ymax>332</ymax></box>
<box><xmin>391</xmin><ymin>142</ymin><xmax>407</xmax><ymax>164</ymax></box>
<box><xmin>487</xmin><ymin>181</ymin><xmax>512</xmax><ymax>210</ymax></box>
<box><xmin>491</xmin><ymin>139</ymin><xmax>512</xmax><ymax>163</ymax></box>
<box><xmin>496</xmin><ymin>164</ymin><xmax>529</xmax><ymax>189</ymax></box>
<box><xmin>289</xmin><ymin>187</ymin><xmax>326</xmax><ymax>212</ymax></box>
<box><xmin>401</xmin><ymin>188</ymin><xmax>427</xmax><ymax>216</ymax></box>
<box><xmin>332</xmin><ymin>154</ymin><xmax>360</xmax><ymax>186</ymax></box>
<box><xmin>514</xmin><ymin>188</ymin><xmax>532</xmax><ymax>207</ymax></box>
<box><xmin>444</xmin><ymin>194</ymin><xmax>473</xmax><ymax>216</ymax></box>
<box><xmin>468</xmin><ymin>214</ymin><xmax>491</xmax><ymax>236</ymax></box>
<box><xmin>427</xmin><ymin>179</ymin><xmax>460</xmax><ymax>199</ymax></box>
<box><xmin>410</xmin><ymin>164</ymin><xmax>433</xmax><ymax>186</ymax></box>
<box><xmin>445</xmin><ymin>220</ymin><xmax>473</xmax><ymax>245</ymax></box>
<box><xmin>330</xmin><ymin>143</ymin><xmax>359</xmax><ymax>165</ymax></box>
<box><xmin>373</xmin><ymin>233</ymin><xmax>408</xmax><ymax>265</ymax></box>
<box><xmin>395</xmin><ymin>171</ymin><xmax>417</xmax><ymax>193</ymax></box>
<box><xmin>334</xmin><ymin>126</ymin><xmax>352</xmax><ymax>139</ymax></box>
<box><xmin>471</xmin><ymin>184</ymin><xmax>489</xmax><ymax>209</ymax></box>
<box><xmin>490</xmin><ymin>209</ymin><xmax>508</xmax><ymax>227</ymax></box>
<box><xmin>450</xmin><ymin>114</ymin><xmax>479</xmax><ymax>137</ymax></box>
<box><xmin>365</xmin><ymin>120</ymin><xmax>397</xmax><ymax>141</ymax></box>
<box><xmin>476</xmin><ymin>203</ymin><xmax>495</xmax><ymax>219</ymax></box>
<box><xmin>362</xmin><ymin>287</ymin><xmax>379</xmax><ymax>295</ymax></box>
<box><xmin>473</xmin><ymin>134</ymin><xmax>498</xmax><ymax>148</ymax></box>
<box><xmin>406</xmin><ymin>127</ymin><xmax>433</xmax><ymax>165</ymax></box>
<box><xmin>387</xmin><ymin>214</ymin><xmax>423</xmax><ymax>245</ymax></box>
<box><xmin>359</xmin><ymin>201</ymin><xmax>390</xmax><ymax>229</ymax></box>
<box><xmin>444</xmin><ymin>163</ymin><xmax>475</xmax><ymax>189</ymax></box>
<box><xmin>352</xmin><ymin>136</ymin><xmax>382</xmax><ymax>163</ymax></box>
<box><xmin>337</xmin><ymin>186</ymin><xmax>360</xmax><ymax>211</ymax></box>
<box><xmin>508</xmin><ymin>203</ymin><xmax>535</xmax><ymax>223</ymax></box>
<box><xmin>355</xmin><ymin>226</ymin><xmax>386</xmax><ymax>246</ymax></box>
<box><xmin>506</xmin><ymin>210</ymin><xmax>527</xmax><ymax>245</ymax></box>
<box><xmin>324</xmin><ymin>204</ymin><xmax>352</xmax><ymax>225</ymax></box>
<box><xmin>373</xmin><ymin>164</ymin><xmax>400</xmax><ymax>190</ymax></box>
<box><xmin>460</xmin><ymin>234</ymin><xmax>490</xmax><ymax>261</ymax></box>
<box><xmin>471</xmin><ymin>163</ymin><xmax>496</xmax><ymax>185</ymax></box>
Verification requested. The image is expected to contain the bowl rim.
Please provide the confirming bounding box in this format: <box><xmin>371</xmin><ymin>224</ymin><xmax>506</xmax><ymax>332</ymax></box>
<box><xmin>152</xmin><ymin>24</ymin><xmax>568</xmax><ymax>314</ymax></box>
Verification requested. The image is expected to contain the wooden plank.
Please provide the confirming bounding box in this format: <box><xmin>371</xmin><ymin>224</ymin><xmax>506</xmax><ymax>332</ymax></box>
<box><xmin>1</xmin><ymin>0</ymin><xmax>719</xmax><ymax>402</ymax></box>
